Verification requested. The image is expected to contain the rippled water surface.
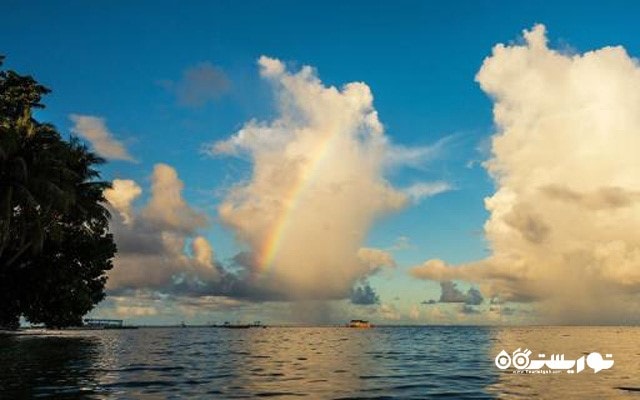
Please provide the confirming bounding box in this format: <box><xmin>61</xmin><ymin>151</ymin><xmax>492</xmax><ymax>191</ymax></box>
<box><xmin>1</xmin><ymin>326</ymin><xmax>639</xmax><ymax>398</ymax></box>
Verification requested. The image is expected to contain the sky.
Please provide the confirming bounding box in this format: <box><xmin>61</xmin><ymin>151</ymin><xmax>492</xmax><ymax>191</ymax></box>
<box><xmin>3</xmin><ymin>1</ymin><xmax>640</xmax><ymax>325</ymax></box>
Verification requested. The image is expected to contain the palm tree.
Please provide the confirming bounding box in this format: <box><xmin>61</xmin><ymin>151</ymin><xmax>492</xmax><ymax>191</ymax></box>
<box><xmin>0</xmin><ymin>104</ymin><xmax>75</xmax><ymax>269</ymax></box>
<box><xmin>0</xmin><ymin>57</ymin><xmax>116</xmax><ymax>328</ymax></box>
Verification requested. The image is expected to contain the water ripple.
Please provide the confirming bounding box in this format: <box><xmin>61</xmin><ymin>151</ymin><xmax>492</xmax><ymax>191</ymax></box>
<box><xmin>1</xmin><ymin>326</ymin><xmax>639</xmax><ymax>398</ymax></box>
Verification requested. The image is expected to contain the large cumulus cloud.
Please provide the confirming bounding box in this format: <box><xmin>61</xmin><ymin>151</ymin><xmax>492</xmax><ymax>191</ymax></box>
<box><xmin>100</xmin><ymin>56</ymin><xmax>451</xmax><ymax>321</ymax></box>
<box><xmin>206</xmin><ymin>56</ymin><xmax>442</xmax><ymax>301</ymax></box>
<box><xmin>412</xmin><ymin>25</ymin><xmax>640</xmax><ymax>323</ymax></box>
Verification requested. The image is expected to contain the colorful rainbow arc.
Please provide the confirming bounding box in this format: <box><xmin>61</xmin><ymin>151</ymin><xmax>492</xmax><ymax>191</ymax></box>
<box><xmin>256</xmin><ymin>128</ymin><xmax>341</xmax><ymax>270</ymax></box>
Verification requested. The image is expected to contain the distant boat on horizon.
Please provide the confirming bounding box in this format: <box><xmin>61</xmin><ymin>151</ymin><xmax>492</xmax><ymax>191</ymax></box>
<box><xmin>348</xmin><ymin>319</ymin><xmax>372</xmax><ymax>328</ymax></box>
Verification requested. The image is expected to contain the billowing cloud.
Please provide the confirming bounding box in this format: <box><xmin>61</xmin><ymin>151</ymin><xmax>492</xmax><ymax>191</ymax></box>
<box><xmin>160</xmin><ymin>62</ymin><xmax>230</xmax><ymax>107</ymax></box>
<box><xmin>465</xmin><ymin>287</ymin><xmax>484</xmax><ymax>306</ymax></box>
<box><xmin>350</xmin><ymin>282</ymin><xmax>380</xmax><ymax>305</ymax></box>
<box><xmin>438</xmin><ymin>280</ymin><xmax>467</xmax><ymax>303</ymax></box>
<box><xmin>438</xmin><ymin>281</ymin><xmax>484</xmax><ymax>305</ymax></box>
<box><xmin>106</xmin><ymin>164</ymin><xmax>219</xmax><ymax>292</ymax></box>
<box><xmin>357</xmin><ymin>247</ymin><xmax>396</xmax><ymax>271</ymax></box>
<box><xmin>141</xmin><ymin>164</ymin><xmax>208</xmax><ymax>233</ymax></box>
<box><xmin>192</xmin><ymin>236</ymin><xmax>215</xmax><ymax>269</ymax></box>
<box><xmin>210</xmin><ymin>56</ymin><xmax>410</xmax><ymax>301</ymax></box>
<box><xmin>411</xmin><ymin>25</ymin><xmax>640</xmax><ymax>323</ymax></box>
<box><xmin>104</xmin><ymin>179</ymin><xmax>142</xmax><ymax>224</ymax></box>
<box><xmin>101</xmin><ymin>57</ymin><xmax>450</xmax><ymax>321</ymax></box>
<box><xmin>70</xmin><ymin>114</ymin><xmax>135</xmax><ymax>161</ymax></box>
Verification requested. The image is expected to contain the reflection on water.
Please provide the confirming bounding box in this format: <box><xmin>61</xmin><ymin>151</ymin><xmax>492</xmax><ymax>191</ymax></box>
<box><xmin>0</xmin><ymin>327</ymin><xmax>638</xmax><ymax>398</ymax></box>
<box><xmin>487</xmin><ymin>326</ymin><xmax>640</xmax><ymax>399</ymax></box>
<box><xmin>0</xmin><ymin>335</ymin><xmax>102</xmax><ymax>398</ymax></box>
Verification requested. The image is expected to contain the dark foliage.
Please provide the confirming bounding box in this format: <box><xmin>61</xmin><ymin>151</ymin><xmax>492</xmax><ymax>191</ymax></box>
<box><xmin>0</xmin><ymin>56</ymin><xmax>116</xmax><ymax>329</ymax></box>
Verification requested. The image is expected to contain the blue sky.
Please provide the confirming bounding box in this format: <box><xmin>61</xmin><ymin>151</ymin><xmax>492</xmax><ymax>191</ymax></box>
<box><xmin>4</xmin><ymin>1</ymin><xmax>640</xmax><ymax>324</ymax></box>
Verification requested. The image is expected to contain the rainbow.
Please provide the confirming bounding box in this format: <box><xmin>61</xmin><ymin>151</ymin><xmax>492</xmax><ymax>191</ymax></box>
<box><xmin>256</xmin><ymin>128</ymin><xmax>341</xmax><ymax>270</ymax></box>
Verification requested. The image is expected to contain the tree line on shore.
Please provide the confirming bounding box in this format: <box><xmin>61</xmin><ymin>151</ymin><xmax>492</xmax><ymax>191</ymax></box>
<box><xmin>0</xmin><ymin>56</ymin><xmax>116</xmax><ymax>329</ymax></box>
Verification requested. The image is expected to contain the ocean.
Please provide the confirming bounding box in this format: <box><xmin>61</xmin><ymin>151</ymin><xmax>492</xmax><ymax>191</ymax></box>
<box><xmin>1</xmin><ymin>326</ymin><xmax>639</xmax><ymax>398</ymax></box>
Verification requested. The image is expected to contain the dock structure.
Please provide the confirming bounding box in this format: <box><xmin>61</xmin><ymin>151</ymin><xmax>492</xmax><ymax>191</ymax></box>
<box><xmin>83</xmin><ymin>318</ymin><xmax>124</xmax><ymax>328</ymax></box>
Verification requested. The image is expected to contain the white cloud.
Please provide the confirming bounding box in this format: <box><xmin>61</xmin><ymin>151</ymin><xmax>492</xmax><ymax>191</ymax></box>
<box><xmin>411</xmin><ymin>24</ymin><xmax>640</xmax><ymax>323</ymax></box>
<box><xmin>141</xmin><ymin>164</ymin><xmax>208</xmax><ymax>233</ymax></box>
<box><xmin>115</xmin><ymin>305</ymin><xmax>158</xmax><ymax>317</ymax></box>
<box><xmin>402</xmin><ymin>181</ymin><xmax>452</xmax><ymax>203</ymax></box>
<box><xmin>70</xmin><ymin>114</ymin><xmax>135</xmax><ymax>161</ymax></box>
<box><xmin>103</xmin><ymin>179</ymin><xmax>141</xmax><ymax>224</ymax></box>
<box><xmin>93</xmin><ymin>291</ymin><xmax>247</xmax><ymax>321</ymax></box>
<box><xmin>212</xmin><ymin>56</ymin><xmax>408</xmax><ymax>301</ymax></box>
<box><xmin>192</xmin><ymin>236</ymin><xmax>215</xmax><ymax>269</ymax></box>
<box><xmin>105</xmin><ymin>164</ymin><xmax>219</xmax><ymax>291</ymax></box>
<box><xmin>384</xmin><ymin>135</ymin><xmax>452</xmax><ymax>169</ymax></box>
<box><xmin>357</xmin><ymin>247</ymin><xmax>396</xmax><ymax>271</ymax></box>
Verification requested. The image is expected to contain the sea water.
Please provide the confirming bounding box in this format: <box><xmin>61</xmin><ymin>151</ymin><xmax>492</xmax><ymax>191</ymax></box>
<box><xmin>1</xmin><ymin>326</ymin><xmax>639</xmax><ymax>398</ymax></box>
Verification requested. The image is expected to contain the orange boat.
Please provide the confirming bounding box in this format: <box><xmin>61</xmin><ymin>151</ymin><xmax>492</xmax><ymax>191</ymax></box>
<box><xmin>348</xmin><ymin>319</ymin><xmax>372</xmax><ymax>328</ymax></box>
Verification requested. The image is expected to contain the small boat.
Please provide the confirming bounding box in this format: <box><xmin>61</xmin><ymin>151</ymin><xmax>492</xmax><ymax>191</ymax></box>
<box><xmin>348</xmin><ymin>319</ymin><xmax>372</xmax><ymax>328</ymax></box>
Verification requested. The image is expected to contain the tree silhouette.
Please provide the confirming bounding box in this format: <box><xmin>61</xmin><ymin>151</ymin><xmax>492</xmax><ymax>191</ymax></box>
<box><xmin>0</xmin><ymin>56</ymin><xmax>116</xmax><ymax>329</ymax></box>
